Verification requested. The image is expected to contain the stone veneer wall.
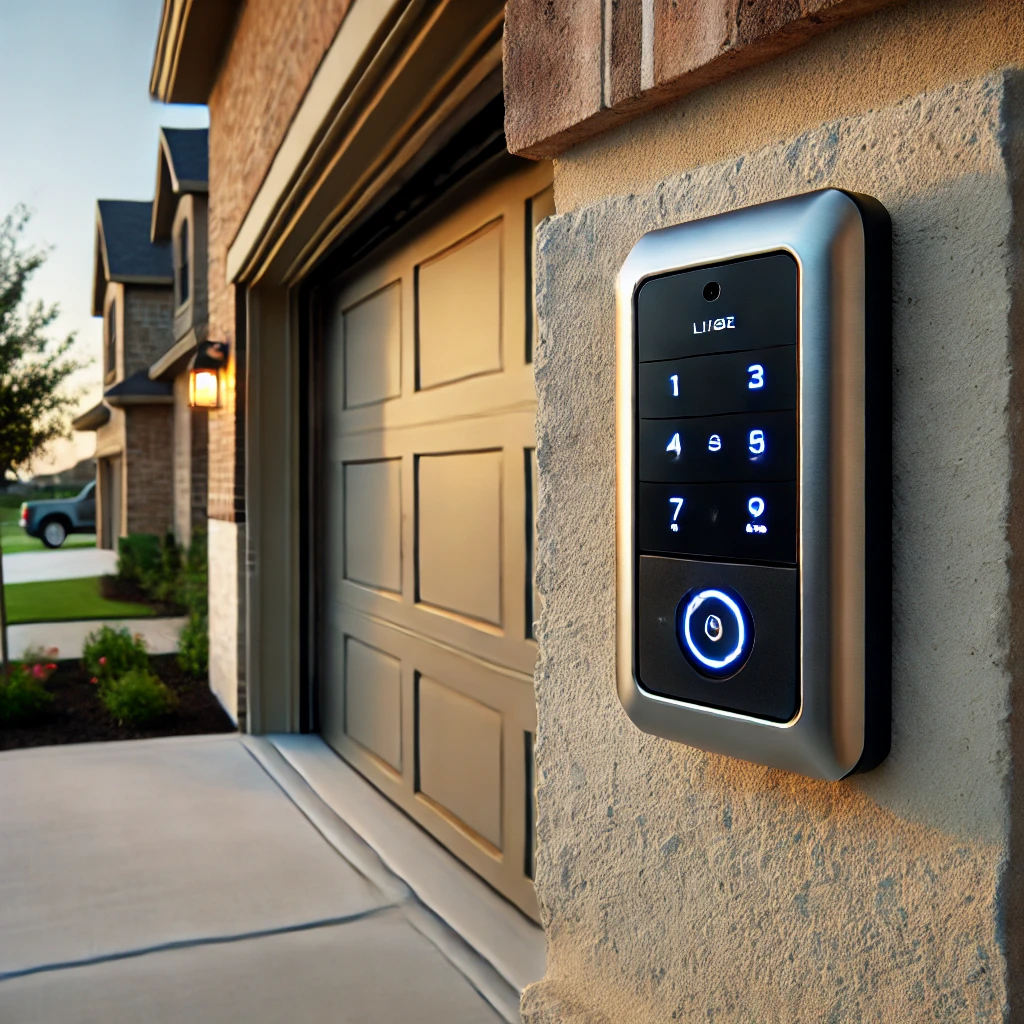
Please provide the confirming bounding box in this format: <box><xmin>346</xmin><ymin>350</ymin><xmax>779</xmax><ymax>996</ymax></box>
<box><xmin>525</xmin><ymin>62</ymin><xmax>1024</xmax><ymax>1024</ymax></box>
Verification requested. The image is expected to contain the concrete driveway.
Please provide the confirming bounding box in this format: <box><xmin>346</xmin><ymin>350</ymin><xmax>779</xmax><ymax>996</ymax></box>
<box><xmin>0</xmin><ymin>735</ymin><xmax>509</xmax><ymax>1023</ymax></box>
<box><xmin>2</xmin><ymin>548</ymin><xmax>117</xmax><ymax>585</ymax></box>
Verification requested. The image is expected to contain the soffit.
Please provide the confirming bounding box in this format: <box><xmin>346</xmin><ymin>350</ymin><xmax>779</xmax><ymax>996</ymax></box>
<box><xmin>226</xmin><ymin>0</ymin><xmax>505</xmax><ymax>288</ymax></box>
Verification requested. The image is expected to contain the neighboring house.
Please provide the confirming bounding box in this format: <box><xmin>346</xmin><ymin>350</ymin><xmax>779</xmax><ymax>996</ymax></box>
<box><xmin>149</xmin><ymin>1</ymin><xmax>1024</xmax><ymax>1022</ymax></box>
<box><xmin>73</xmin><ymin>129</ymin><xmax>209</xmax><ymax>552</ymax></box>
<box><xmin>73</xmin><ymin>200</ymin><xmax>175</xmax><ymax>549</ymax></box>
<box><xmin>146</xmin><ymin>127</ymin><xmax>209</xmax><ymax>549</ymax></box>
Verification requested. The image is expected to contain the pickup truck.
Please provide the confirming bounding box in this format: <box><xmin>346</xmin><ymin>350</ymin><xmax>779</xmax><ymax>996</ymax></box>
<box><xmin>19</xmin><ymin>480</ymin><xmax>97</xmax><ymax>548</ymax></box>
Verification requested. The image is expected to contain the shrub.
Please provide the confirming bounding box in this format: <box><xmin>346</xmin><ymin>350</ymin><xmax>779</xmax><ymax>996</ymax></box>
<box><xmin>180</xmin><ymin>529</ymin><xmax>208</xmax><ymax>618</ymax></box>
<box><xmin>83</xmin><ymin>626</ymin><xmax>149</xmax><ymax>686</ymax></box>
<box><xmin>117</xmin><ymin>534</ymin><xmax>161</xmax><ymax>584</ymax></box>
<box><xmin>0</xmin><ymin>659</ymin><xmax>55</xmax><ymax>726</ymax></box>
<box><xmin>100</xmin><ymin>668</ymin><xmax>177</xmax><ymax>726</ymax></box>
<box><xmin>178</xmin><ymin>613</ymin><xmax>208</xmax><ymax>678</ymax></box>
<box><xmin>141</xmin><ymin>532</ymin><xmax>183</xmax><ymax>602</ymax></box>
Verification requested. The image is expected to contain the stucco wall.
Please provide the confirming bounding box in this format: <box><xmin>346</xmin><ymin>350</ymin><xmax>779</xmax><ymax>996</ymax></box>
<box><xmin>526</xmin><ymin>70</ymin><xmax>1021</xmax><ymax>1022</ymax></box>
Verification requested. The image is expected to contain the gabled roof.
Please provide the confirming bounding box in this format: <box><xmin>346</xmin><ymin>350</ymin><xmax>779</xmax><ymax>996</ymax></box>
<box><xmin>152</xmin><ymin>127</ymin><xmax>208</xmax><ymax>241</ymax></box>
<box><xmin>92</xmin><ymin>200</ymin><xmax>172</xmax><ymax>315</ymax></box>
<box><xmin>103</xmin><ymin>369</ymin><xmax>174</xmax><ymax>407</ymax></box>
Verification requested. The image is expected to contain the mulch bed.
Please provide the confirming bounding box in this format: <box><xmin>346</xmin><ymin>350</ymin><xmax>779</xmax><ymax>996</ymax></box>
<box><xmin>0</xmin><ymin>655</ymin><xmax>236</xmax><ymax>751</ymax></box>
<box><xmin>98</xmin><ymin>575</ymin><xmax>187</xmax><ymax>616</ymax></box>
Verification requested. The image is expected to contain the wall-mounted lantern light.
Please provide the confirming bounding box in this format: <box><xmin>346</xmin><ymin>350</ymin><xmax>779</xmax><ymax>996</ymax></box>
<box><xmin>188</xmin><ymin>341</ymin><xmax>229</xmax><ymax>409</ymax></box>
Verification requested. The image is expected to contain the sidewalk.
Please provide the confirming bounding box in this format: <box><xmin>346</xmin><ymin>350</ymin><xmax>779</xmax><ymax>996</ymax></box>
<box><xmin>6</xmin><ymin>616</ymin><xmax>187</xmax><ymax>660</ymax></box>
<box><xmin>2</xmin><ymin>548</ymin><xmax>117</xmax><ymax>584</ymax></box>
<box><xmin>0</xmin><ymin>735</ymin><xmax>507</xmax><ymax>1023</ymax></box>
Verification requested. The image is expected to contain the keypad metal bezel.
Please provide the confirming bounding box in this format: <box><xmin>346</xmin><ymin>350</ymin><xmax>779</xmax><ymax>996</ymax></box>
<box><xmin>617</xmin><ymin>189</ymin><xmax>887</xmax><ymax>780</ymax></box>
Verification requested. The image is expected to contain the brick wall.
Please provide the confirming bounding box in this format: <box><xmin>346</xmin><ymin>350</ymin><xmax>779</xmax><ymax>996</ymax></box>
<box><xmin>125</xmin><ymin>405</ymin><xmax>175</xmax><ymax>537</ymax></box>
<box><xmin>504</xmin><ymin>0</ymin><xmax>900</xmax><ymax>158</ymax></box>
<box><xmin>205</xmin><ymin>0</ymin><xmax>352</xmax><ymax>522</ymax></box>
<box><xmin>122</xmin><ymin>285</ymin><xmax>174</xmax><ymax>379</ymax></box>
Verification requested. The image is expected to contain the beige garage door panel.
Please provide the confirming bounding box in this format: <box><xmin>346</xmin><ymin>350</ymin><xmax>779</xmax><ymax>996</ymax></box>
<box><xmin>321</xmin><ymin>158</ymin><xmax>552</xmax><ymax>919</ymax></box>
<box><xmin>344</xmin><ymin>459</ymin><xmax>402</xmax><ymax>593</ymax></box>
<box><xmin>417</xmin><ymin>221</ymin><xmax>502</xmax><ymax>390</ymax></box>
<box><xmin>344</xmin><ymin>636</ymin><xmax>402</xmax><ymax>772</ymax></box>
<box><xmin>417</xmin><ymin>450</ymin><xmax>503</xmax><ymax>626</ymax></box>
<box><xmin>418</xmin><ymin>675</ymin><xmax>503</xmax><ymax>851</ymax></box>
<box><xmin>343</xmin><ymin>281</ymin><xmax>401</xmax><ymax>409</ymax></box>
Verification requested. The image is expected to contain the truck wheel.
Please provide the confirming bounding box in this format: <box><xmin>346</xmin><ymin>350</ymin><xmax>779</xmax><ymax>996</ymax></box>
<box><xmin>41</xmin><ymin>518</ymin><xmax>68</xmax><ymax>549</ymax></box>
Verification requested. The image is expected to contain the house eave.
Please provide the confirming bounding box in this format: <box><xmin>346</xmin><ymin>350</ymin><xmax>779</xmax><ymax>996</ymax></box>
<box><xmin>105</xmin><ymin>394</ymin><xmax>175</xmax><ymax>409</ymax></box>
<box><xmin>149</xmin><ymin>329</ymin><xmax>199</xmax><ymax>381</ymax></box>
<box><xmin>71</xmin><ymin>402</ymin><xmax>111</xmax><ymax>432</ymax></box>
<box><xmin>150</xmin><ymin>0</ymin><xmax>241</xmax><ymax>104</ymax></box>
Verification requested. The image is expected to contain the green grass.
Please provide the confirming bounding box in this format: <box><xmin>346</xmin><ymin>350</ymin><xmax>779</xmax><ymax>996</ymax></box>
<box><xmin>3</xmin><ymin>576</ymin><xmax>155</xmax><ymax>625</ymax></box>
<box><xmin>0</xmin><ymin>503</ymin><xmax>96</xmax><ymax>554</ymax></box>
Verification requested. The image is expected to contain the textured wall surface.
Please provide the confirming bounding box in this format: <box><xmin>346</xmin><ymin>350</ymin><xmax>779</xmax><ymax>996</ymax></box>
<box><xmin>526</xmin><ymin>72</ymin><xmax>1020</xmax><ymax>1023</ymax></box>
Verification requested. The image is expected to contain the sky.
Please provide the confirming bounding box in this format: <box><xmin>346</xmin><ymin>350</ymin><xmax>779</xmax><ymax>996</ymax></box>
<box><xmin>0</xmin><ymin>0</ymin><xmax>208</xmax><ymax>476</ymax></box>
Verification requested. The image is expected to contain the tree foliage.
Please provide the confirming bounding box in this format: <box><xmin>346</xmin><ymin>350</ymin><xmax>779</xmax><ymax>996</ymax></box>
<box><xmin>0</xmin><ymin>205</ymin><xmax>84</xmax><ymax>480</ymax></box>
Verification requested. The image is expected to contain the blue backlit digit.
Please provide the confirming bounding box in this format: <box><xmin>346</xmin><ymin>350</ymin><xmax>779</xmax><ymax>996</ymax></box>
<box><xmin>747</xmin><ymin>364</ymin><xmax>764</xmax><ymax>390</ymax></box>
<box><xmin>670</xmin><ymin>374</ymin><xmax>679</xmax><ymax>398</ymax></box>
<box><xmin>708</xmin><ymin>433</ymin><xmax>722</xmax><ymax>452</ymax></box>
<box><xmin>748</xmin><ymin>497</ymin><xmax>765</xmax><ymax>518</ymax></box>
<box><xmin>669</xmin><ymin>497</ymin><xmax>684</xmax><ymax>532</ymax></box>
<box><xmin>666</xmin><ymin>432</ymin><xmax>682</xmax><ymax>458</ymax></box>
<box><xmin>748</xmin><ymin>429</ymin><xmax>765</xmax><ymax>455</ymax></box>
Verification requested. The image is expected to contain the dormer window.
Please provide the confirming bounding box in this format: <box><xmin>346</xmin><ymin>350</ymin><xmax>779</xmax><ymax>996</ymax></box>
<box><xmin>175</xmin><ymin>218</ymin><xmax>190</xmax><ymax>307</ymax></box>
<box><xmin>105</xmin><ymin>299</ymin><xmax>117</xmax><ymax>379</ymax></box>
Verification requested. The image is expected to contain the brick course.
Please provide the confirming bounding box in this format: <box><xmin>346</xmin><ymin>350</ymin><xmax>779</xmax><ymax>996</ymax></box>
<box><xmin>122</xmin><ymin>287</ymin><xmax>174</xmax><ymax>378</ymax></box>
<box><xmin>124</xmin><ymin>405</ymin><xmax>175</xmax><ymax>537</ymax></box>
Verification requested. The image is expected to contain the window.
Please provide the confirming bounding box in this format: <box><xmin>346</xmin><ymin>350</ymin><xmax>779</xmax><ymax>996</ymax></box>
<box><xmin>105</xmin><ymin>299</ymin><xmax>116</xmax><ymax>378</ymax></box>
<box><xmin>175</xmin><ymin>218</ymin><xmax>190</xmax><ymax>307</ymax></box>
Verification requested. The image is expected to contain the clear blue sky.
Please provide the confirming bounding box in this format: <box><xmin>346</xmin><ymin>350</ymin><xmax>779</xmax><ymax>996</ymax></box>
<box><xmin>0</xmin><ymin>0</ymin><xmax>208</xmax><ymax>474</ymax></box>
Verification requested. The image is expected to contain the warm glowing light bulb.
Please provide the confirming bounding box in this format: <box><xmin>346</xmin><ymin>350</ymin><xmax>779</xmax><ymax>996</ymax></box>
<box><xmin>190</xmin><ymin>369</ymin><xmax>219</xmax><ymax>408</ymax></box>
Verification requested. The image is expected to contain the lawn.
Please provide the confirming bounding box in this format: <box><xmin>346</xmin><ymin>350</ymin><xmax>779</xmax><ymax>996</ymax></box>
<box><xmin>0</xmin><ymin>499</ymin><xmax>96</xmax><ymax>555</ymax></box>
<box><xmin>4</xmin><ymin>576</ymin><xmax>155</xmax><ymax>625</ymax></box>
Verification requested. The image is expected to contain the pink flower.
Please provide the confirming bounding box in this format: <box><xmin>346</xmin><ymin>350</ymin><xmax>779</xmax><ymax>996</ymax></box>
<box><xmin>90</xmin><ymin>677</ymin><xmax>98</xmax><ymax>684</ymax></box>
<box><xmin>98</xmin><ymin>657</ymin><xmax>107</xmax><ymax>666</ymax></box>
<box><xmin>45</xmin><ymin>664</ymin><xmax>56</xmax><ymax>671</ymax></box>
<box><xmin>31</xmin><ymin>664</ymin><xmax>45</xmax><ymax>679</ymax></box>
<box><xmin>46</xmin><ymin>647</ymin><xmax>59</xmax><ymax>657</ymax></box>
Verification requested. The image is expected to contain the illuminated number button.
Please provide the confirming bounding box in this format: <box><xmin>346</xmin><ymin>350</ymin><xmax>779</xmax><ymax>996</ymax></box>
<box><xmin>638</xmin><ymin>412</ymin><xmax>796</xmax><ymax>482</ymax></box>
<box><xmin>676</xmin><ymin>587</ymin><xmax>755</xmax><ymax>678</ymax></box>
<box><xmin>638</xmin><ymin>346</ymin><xmax>796</xmax><ymax>418</ymax></box>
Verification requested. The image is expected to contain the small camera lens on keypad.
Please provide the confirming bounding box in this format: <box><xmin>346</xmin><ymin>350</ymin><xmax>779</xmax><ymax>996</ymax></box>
<box><xmin>702</xmin><ymin>281</ymin><xmax>721</xmax><ymax>301</ymax></box>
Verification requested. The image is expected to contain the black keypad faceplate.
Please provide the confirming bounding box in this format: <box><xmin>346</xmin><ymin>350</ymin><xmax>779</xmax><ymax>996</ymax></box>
<box><xmin>634</xmin><ymin>253</ymin><xmax>800</xmax><ymax>711</ymax></box>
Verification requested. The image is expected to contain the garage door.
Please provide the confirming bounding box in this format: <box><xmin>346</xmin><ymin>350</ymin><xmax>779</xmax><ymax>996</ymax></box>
<box><xmin>320</xmin><ymin>159</ymin><xmax>553</xmax><ymax>918</ymax></box>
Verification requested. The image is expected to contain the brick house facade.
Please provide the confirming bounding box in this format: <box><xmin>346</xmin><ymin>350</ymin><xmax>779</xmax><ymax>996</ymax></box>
<box><xmin>75</xmin><ymin>202</ymin><xmax>176</xmax><ymax>547</ymax></box>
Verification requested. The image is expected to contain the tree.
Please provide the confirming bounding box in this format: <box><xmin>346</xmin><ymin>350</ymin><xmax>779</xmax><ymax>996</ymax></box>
<box><xmin>0</xmin><ymin>206</ymin><xmax>85</xmax><ymax>676</ymax></box>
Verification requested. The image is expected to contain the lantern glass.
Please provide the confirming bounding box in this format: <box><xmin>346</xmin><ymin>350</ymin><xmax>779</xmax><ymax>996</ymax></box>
<box><xmin>190</xmin><ymin>368</ymin><xmax>219</xmax><ymax>408</ymax></box>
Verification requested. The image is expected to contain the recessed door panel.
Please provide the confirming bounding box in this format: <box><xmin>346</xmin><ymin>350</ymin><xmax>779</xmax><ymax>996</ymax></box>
<box><xmin>417</xmin><ymin>221</ymin><xmax>502</xmax><ymax>389</ymax></box>
<box><xmin>344</xmin><ymin>459</ymin><xmax>402</xmax><ymax>592</ymax></box>
<box><xmin>417</xmin><ymin>450</ymin><xmax>502</xmax><ymax>625</ymax></box>
<box><xmin>417</xmin><ymin>675</ymin><xmax>503</xmax><ymax>850</ymax></box>
<box><xmin>343</xmin><ymin>281</ymin><xmax>402</xmax><ymax>408</ymax></box>
<box><xmin>344</xmin><ymin>637</ymin><xmax>402</xmax><ymax>772</ymax></box>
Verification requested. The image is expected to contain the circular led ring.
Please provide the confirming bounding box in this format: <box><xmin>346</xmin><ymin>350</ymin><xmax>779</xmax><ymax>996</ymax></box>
<box><xmin>682</xmin><ymin>589</ymin><xmax>747</xmax><ymax>671</ymax></box>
